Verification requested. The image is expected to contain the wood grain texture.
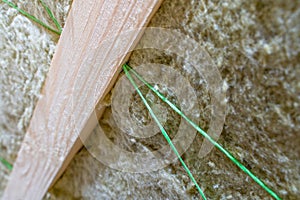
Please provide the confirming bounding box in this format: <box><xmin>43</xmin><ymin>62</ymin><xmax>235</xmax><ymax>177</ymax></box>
<box><xmin>3</xmin><ymin>0</ymin><xmax>162</xmax><ymax>199</ymax></box>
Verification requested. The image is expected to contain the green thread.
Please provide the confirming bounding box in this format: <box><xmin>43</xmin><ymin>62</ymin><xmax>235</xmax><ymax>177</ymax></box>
<box><xmin>2</xmin><ymin>0</ymin><xmax>61</xmax><ymax>35</ymax></box>
<box><xmin>123</xmin><ymin>63</ymin><xmax>281</xmax><ymax>200</ymax></box>
<box><xmin>123</xmin><ymin>65</ymin><xmax>207</xmax><ymax>200</ymax></box>
<box><xmin>0</xmin><ymin>0</ymin><xmax>282</xmax><ymax>198</ymax></box>
<box><xmin>39</xmin><ymin>0</ymin><xmax>62</xmax><ymax>33</ymax></box>
<box><xmin>0</xmin><ymin>157</ymin><xmax>13</xmax><ymax>171</ymax></box>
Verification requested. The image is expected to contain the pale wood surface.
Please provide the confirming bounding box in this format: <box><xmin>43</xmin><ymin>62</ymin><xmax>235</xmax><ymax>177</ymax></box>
<box><xmin>3</xmin><ymin>0</ymin><xmax>162</xmax><ymax>199</ymax></box>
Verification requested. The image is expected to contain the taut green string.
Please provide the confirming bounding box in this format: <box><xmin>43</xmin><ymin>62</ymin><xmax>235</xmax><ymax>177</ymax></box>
<box><xmin>123</xmin><ymin>65</ymin><xmax>207</xmax><ymax>200</ymax></box>
<box><xmin>2</xmin><ymin>0</ymin><xmax>61</xmax><ymax>35</ymax></box>
<box><xmin>0</xmin><ymin>157</ymin><xmax>13</xmax><ymax>171</ymax></box>
<box><xmin>39</xmin><ymin>0</ymin><xmax>62</xmax><ymax>33</ymax></box>
<box><xmin>123</xmin><ymin>63</ymin><xmax>281</xmax><ymax>200</ymax></box>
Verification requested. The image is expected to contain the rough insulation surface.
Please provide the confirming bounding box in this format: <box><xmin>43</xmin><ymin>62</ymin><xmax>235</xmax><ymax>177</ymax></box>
<box><xmin>0</xmin><ymin>0</ymin><xmax>299</xmax><ymax>199</ymax></box>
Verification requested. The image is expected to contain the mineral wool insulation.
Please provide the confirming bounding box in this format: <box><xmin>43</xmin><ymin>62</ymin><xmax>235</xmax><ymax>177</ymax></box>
<box><xmin>0</xmin><ymin>0</ymin><xmax>299</xmax><ymax>199</ymax></box>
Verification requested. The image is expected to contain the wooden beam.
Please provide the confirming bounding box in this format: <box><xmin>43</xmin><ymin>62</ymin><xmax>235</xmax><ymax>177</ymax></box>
<box><xmin>3</xmin><ymin>0</ymin><xmax>163</xmax><ymax>199</ymax></box>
